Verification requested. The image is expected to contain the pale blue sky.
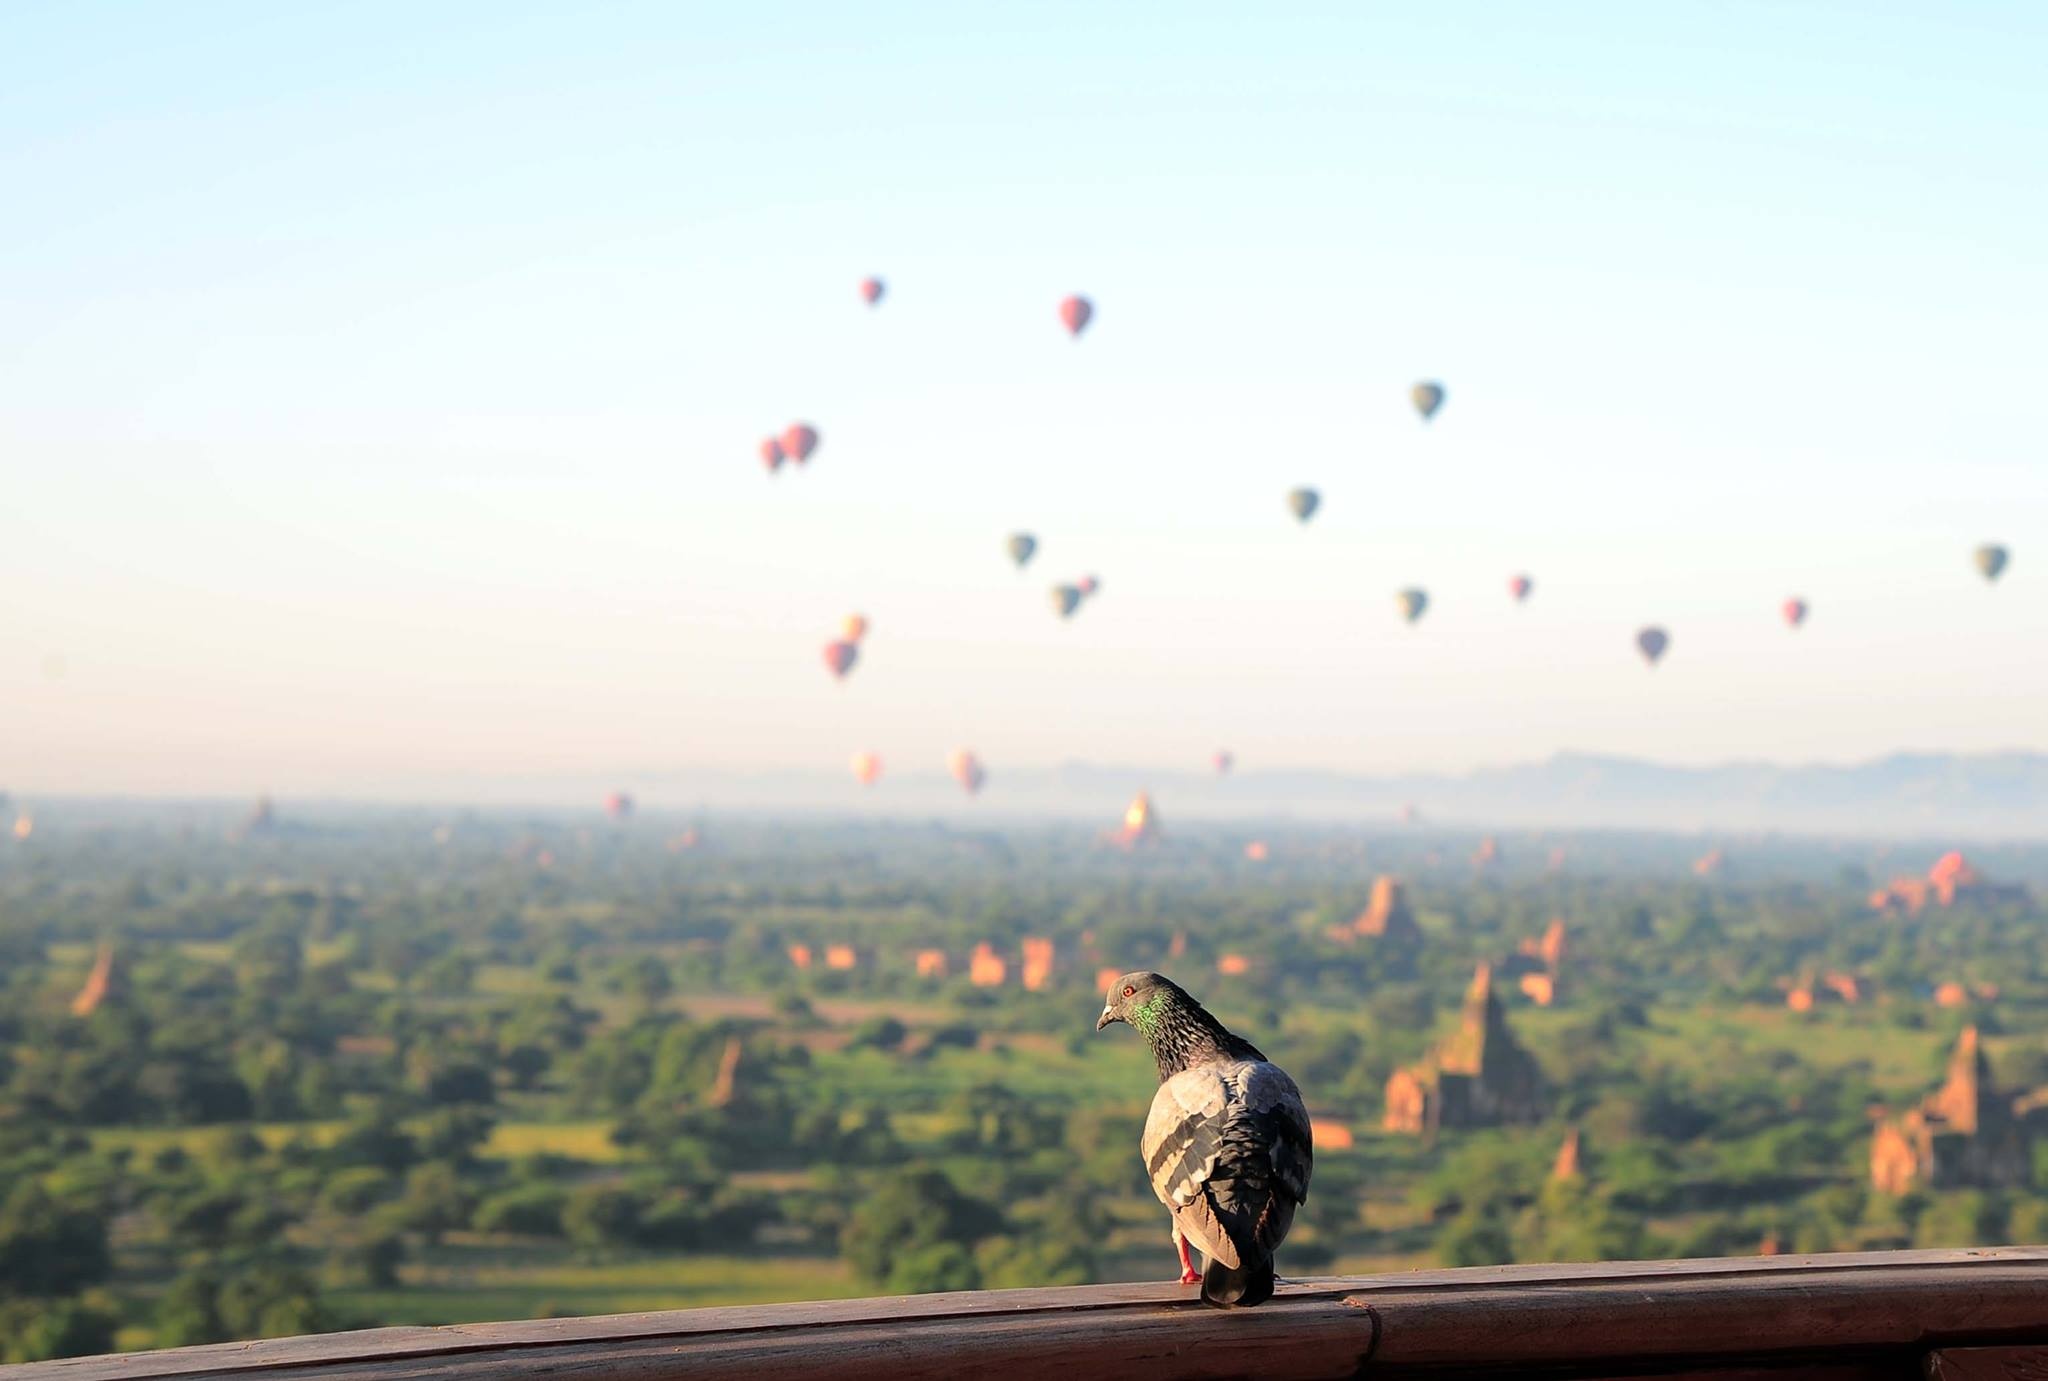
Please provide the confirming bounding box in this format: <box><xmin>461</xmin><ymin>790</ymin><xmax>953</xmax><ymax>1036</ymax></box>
<box><xmin>1</xmin><ymin>2</ymin><xmax>2042</xmax><ymax>800</ymax></box>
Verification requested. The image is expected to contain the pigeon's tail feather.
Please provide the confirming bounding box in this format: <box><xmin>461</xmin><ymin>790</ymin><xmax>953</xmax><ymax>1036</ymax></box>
<box><xmin>1200</xmin><ymin>1253</ymin><xmax>1274</xmax><ymax>1308</ymax></box>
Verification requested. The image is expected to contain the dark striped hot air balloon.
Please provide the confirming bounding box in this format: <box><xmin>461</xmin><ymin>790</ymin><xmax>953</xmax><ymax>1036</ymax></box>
<box><xmin>1050</xmin><ymin>584</ymin><xmax>1082</xmax><ymax>619</ymax></box>
<box><xmin>1396</xmin><ymin>588</ymin><xmax>1429</xmax><ymax>624</ymax></box>
<box><xmin>1007</xmin><ymin>532</ymin><xmax>1038</xmax><ymax>569</ymax></box>
<box><xmin>1411</xmin><ymin>381</ymin><xmax>1445</xmax><ymax>421</ymax></box>
<box><xmin>1976</xmin><ymin>544</ymin><xmax>2010</xmax><ymax>583</ymax></box>
<box><xmin>949</xmin><ymin>749</ymin><xmax>987</xmax><ymax>795</ymax></box>
<box><xmin>782</xmin><ymin>423</ymin><xmax>819</xmax><ymax>465</ymax></box>
<box><xmin>822</xmin><ymin>639</ymin><xmax>859</xmax><ymax>681</ymax></box>
<box><xmin>1287</xmin><ymin>487</ymin><xmax>1320</xmax><ymax>524</ymax></box>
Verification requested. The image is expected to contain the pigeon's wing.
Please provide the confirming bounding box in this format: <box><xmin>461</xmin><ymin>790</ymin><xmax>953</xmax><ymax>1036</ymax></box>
<box><xmin>1142</xmin><ymin>1067</ymin><xmax>1241</xmax><ymax>1269</ymax></box>
<box><xmin>1247</xmin><ymin>1061</ymin><xmax>1315</xmax><ymax>1208</ymax></box>
<box><xmin>1221</xmin><ymin>1061</ymin><xmax>1314</xmax><ymax>1255</ymax></box>
<box><xmin>1144</xmin><ymin>1059</ymin><xmax>1318</xmax><ymax>1270</ymax></box>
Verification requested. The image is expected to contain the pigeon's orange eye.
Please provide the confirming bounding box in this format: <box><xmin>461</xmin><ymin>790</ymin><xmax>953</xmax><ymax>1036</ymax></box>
<box><xmin>1122</xmin><ymin>985</ymin><xmax>1135</xmax><ymax>997</ymax></box>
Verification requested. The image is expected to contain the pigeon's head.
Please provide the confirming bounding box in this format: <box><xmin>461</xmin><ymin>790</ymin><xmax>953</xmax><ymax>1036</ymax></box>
<box><xmin>1096</xmin><ymin>970</ymin><xmax>1182</xmax><ymax>1032</ymax></box>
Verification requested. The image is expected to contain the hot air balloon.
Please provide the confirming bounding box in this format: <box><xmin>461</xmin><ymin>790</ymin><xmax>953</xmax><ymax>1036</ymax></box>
<box><xmin>1007</xmin><ymin>532</ymin><xmax>1038</xmax><ymax>568</ymax></box>
<box><xmin>1976</xmin><ymin>544</ymin><xmax>2010</xmax><ymax>583</ymax></box>
<box><xmin>851</xmin><ymin>751</ymin><xmax>882</xmax><ymax>786</ymax></box>
<box><xmin>1411</xmin><ymin>381</ymin><xmax>1445</xmax><ymax>421</ymax></box>
<box><xmin>948</xmin><ymin>749</ymin><xmax>986</xmax><ymax>795</ymax></box>
<box><xmin>760</xmin><ymin>437</ymin><xmax>786</xmax><ymax>474</ymax></box>
<box><xmin>1287</xmin><ymin>487</ymin><xmax>1320</xmax><ymax>523</ymax></box>
<box><xmin>604</xmin><ymin>791</ymin><xmax>635</xmax><ymax>822</ymax></box>
<box><xmin>1077</xmin><ymin>574</ymin><xmax>1100</xmax><ymax>597</ymax></box>
<box><xmin>1396</xmin><ymin>588</ymin><xmax>1429</xmax><ymax>624</ymax></box>
<box><xmin>1636</xmin><ymin>626</ymin><xmax>1670</xmax><ymax>666</ymax></box>
<box><xmin>1050</xmin><ymin>584</ymin><xmax>1082</xmax><ymax>619</ymax></box>
<box><xmin>1059</xmin><ymin>295</ymin><xmax>1093</xmax><ymax>338</ymax></box>
<box><xmin>1782</xmin><ymin>597</ymin><xmax>1808</xmax><ymax>629</ymax></box>
<box><xmin>782</xmin><ymin>423</ymin><xmax>819</xmax><ymax>465</ymax></box>
<box><xmin>1213</xmin><ymin>750</ymin><xmax>1234</xmax><ymax>775</ymax></box>
<box><xmin>1509</xmin><ymin>574</ymin><xmax>1533</xmax><ymax>603</ymax></box>
<box><xmin>823</xmin><ymin>639</ymin><xmax>859</xmax><ymax>680</ymax></box>
<box><xmin>860</xmin><ymin>277</ymin><xmax>885</xmax><ymax>306</ymax></box>
<box><xmin>842</xmin><ymin>613</ymin><xmax>869</xmax><ymax>643</ymax></box>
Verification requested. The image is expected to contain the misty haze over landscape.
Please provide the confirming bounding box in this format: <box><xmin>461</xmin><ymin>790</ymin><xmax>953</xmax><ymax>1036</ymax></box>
<box><xmin>221</xmin><ymin>749</ymin><xmax>2042</xmax><ymax>838</ymax></box>
<box><xmin>28</xmin><ymin>745</ymin><xmax>2048</xmax><ymax>831</ymax></box>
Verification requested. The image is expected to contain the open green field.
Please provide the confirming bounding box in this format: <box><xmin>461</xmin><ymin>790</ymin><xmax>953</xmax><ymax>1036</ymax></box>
<box><xmin>92</xmin><ymin>1120</ymin><xmax>631</xmax><ymax>1165</ymax></box>
<box><xmin>329</xmin><ymin>1248</ymin><xmax>864</xmax><ymax>1325</ymax></box>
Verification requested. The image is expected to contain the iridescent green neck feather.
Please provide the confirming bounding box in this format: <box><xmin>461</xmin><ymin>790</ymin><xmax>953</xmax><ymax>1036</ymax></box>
<box><xmin>1136</xmin><ymin>987</ymin><xmax>1263</xmax><ymax>1080</ymax></box>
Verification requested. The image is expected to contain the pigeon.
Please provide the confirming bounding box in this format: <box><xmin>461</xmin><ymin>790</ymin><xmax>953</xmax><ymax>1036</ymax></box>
<box><xmin>1096</xmin><ymin>970</ymin><xmax>1313</xmax><ymax>1307</ymax></box>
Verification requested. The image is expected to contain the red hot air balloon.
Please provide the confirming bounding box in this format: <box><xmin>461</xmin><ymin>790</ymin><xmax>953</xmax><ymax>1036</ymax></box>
<box><xmin>782</xmin><ymin>423</ymin><xmax>819</xmax><ymax>464</ymax></box>
<box><xmin>851</xmin><ymin>751</ymin><xmax>882</xmax><ymax>786</ymax></box>
<box><xmin>1213</xmin><ymin>750</ymin><xmax>1234</xmax><ymax>775</ymax></box>
<box><xmin>1077</xmin><ymin>574</ymin><xmax>1100</xmax><ymax>598</ymax></box>
<box><xmin>760</xmin><ymin>437</ymin><xmax>786</xmax><ymax>474</ymax></box>
<box><xmin>1782</xmin><ymin>597</ymin><xmax>1809</xmax><ymax>629</ymax></box>
<box><xmin>1059</xmin><ymin>295</ymin><xmax>1094</xmax><ymax>338</ymax></box>
<box><xmin>822</xmin><ymin>639</ymin><xmax>859</xmax><ymax>680</ymax></box>
<box><xmin>604</xmin><ymin>791</ymin><xmax>635</xmax><ymax>822</ymax></box>
<box><xmin>860</xmin><ymin>277</ymin><xmax>885</xmax><ymax>306</ymax></box>
<box><xmin>948</xmin><ymin>749</ymin><xmax>986</xmax><ymax>795</ymax></box>
<box><xmin>1509</xmin><ymin>574</ymin><xmax>1533</xmax><ymax>603</ymax></box>
<box><xmin>1636</xmin><ymin>626</ymin><xmax>1670</xmax><ymax>666</ymax></box>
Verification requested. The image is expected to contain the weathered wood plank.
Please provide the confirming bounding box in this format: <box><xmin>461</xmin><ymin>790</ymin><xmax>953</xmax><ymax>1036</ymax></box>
<box><xmin>17</xmin><ymin>1249</ymin><xmax>2048</xmax><ymax>1381</ymax></box>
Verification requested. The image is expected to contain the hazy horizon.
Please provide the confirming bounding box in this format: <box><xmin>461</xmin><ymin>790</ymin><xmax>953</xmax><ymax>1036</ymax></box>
<box><xmin>5</xmin><ymin>3</ymin><xmax>2043</xmax><ymax>800</ymax></box>
<box><xmin>10</xmin><ymin>746</ymin><xmax>2048</xmax><ymax>843</ymax></box>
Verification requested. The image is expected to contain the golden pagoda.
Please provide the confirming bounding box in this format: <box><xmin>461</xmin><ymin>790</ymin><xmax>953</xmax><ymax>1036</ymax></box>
<box><xmin>1112</xmin><ymin>791</ymin><xmax>1160</xmax><ymax>848</ymax></box>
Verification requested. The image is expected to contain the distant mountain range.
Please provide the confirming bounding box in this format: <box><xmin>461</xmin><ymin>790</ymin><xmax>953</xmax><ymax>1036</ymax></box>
<box><xmin>628</xmin><ymin>750</ymin><xmax>2048</xmax><ymax>838</ymax></box>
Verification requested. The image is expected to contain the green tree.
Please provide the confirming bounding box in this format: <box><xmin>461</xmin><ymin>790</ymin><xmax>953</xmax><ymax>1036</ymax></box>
<box><xmin>384</xmin><ymin>1162</ymin><xmax>477</xmax><ymax>1244</ymax></box>
<box><xmin>0</xmin><ymin>1183</ymin><xmax>112</xmax><ymax>1295</ymax></box>
<box><xmin>841</xmin><ymin>1169</ymin><xmax>1002</xmax><ymax>1290</ymax></box>
<box><xmin>0</xmin><ymin>1297</ymin><xmax>117</xmax><ymax>1363</ymax></box>
<box><xmin>887</xmin><ymin>1242</ymin><xmax>980</xmax><ymax>1294</ymax></box>
<box><xmin>562</xmin><ymin>1185</ymin><xmax>644</xmax><ymax>1251</ymax></box>
<box><xmin>156</xmin><ymin>1261</ymin><xmax>332</xmax><ymax>1346</ymax></box>
<box><xmin>1437</xmin><ymin>1204</ymin><xmax>1514</xmax><ymax>1267</ymax></box>
<box><xmin>332</xmin><ymin>1234</ymin><xmax>405</xmax><ymax>1289</ymax></box>
<box><xmin>474</xmin><ymin>1184</ymin><xmax>567</xmax><ymax>1237</ymax></box>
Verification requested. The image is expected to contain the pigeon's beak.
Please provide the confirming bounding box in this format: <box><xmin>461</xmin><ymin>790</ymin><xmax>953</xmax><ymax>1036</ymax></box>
<box><xmin>1096</xmin><ymin>1005</ymin><xmax>1118</xmax><ymax>1031</ymax></box>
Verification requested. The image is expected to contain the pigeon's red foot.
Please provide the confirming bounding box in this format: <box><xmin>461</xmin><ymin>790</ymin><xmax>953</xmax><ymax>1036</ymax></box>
<box><xmin>1178</xmin><ymin>1267</ymin><xmax>1202</xmax><ymax>1285</ymax></box>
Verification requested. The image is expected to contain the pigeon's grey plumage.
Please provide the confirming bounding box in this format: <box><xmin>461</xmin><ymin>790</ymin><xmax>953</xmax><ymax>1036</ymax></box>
<box><xmin>1097</xmin><ymin>971</ymin><xmax>1313</xmax><ymax>1307</ymax></box>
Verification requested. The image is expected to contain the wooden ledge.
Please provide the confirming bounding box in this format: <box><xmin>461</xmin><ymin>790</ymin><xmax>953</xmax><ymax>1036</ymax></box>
<box><xmin>20</xmin><ymin>1248</ymin><xmax>2048</xmax><ymax>1380</ymax></box>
